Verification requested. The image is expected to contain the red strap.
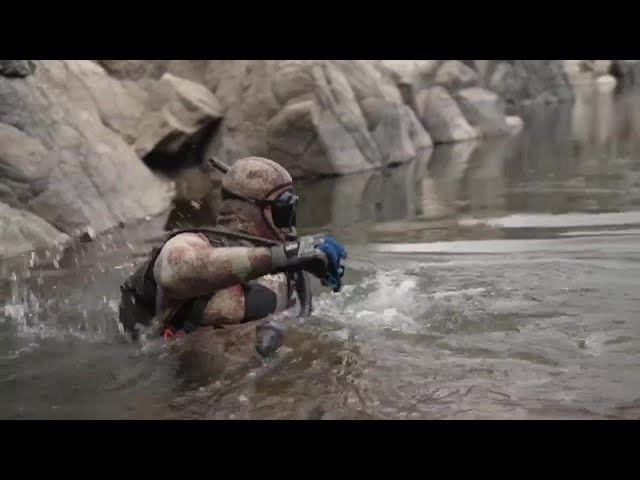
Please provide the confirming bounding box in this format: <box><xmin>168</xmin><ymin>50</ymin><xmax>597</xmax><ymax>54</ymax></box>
<box><xmin>163</xmin><ymin>328</ymin><xmax>185</xmax><ymax>342</ymax></box>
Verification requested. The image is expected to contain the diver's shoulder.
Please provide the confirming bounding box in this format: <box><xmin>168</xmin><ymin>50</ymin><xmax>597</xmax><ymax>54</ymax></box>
<box><xmin>163</xmin><ymin>231</ymin><xmax>210</xmax><ymax>249</ymax></box>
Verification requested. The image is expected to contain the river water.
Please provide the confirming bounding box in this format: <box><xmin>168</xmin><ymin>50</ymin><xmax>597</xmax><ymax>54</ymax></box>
<box><xmin>2</xmin><ymin>82</ymin><xmax>640</xmax><ymax>419</ymax></box>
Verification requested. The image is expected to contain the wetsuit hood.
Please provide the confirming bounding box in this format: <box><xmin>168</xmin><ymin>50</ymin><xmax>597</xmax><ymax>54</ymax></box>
<box><xmin>216</xmin><ymin>156</ymin><xmax>295</xmax><ymax>241</ymax></box>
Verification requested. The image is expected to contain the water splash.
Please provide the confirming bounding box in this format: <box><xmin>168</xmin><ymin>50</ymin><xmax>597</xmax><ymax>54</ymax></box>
<box><xmin>313</xmin><ymin>270</ymin><xmax>421</xmax><ymax>333</ymax></box>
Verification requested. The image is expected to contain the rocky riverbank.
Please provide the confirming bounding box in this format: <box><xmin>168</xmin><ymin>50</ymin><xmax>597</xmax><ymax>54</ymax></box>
<box><xmin>1</xmin><ymin>59</ymin><xmax>637</xmax><ymax>259</ymax></box>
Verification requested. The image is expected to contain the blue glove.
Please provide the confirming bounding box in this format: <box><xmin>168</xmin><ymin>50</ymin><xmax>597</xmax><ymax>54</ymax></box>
<box><xmin>315</xmin><ymin>236</ymin><xmax>347</xmax><ymax>292</ymax></box>
<box><xmin>270</xmin><ymin>234</ymin><xmax>348</xmax><ymax>292</ymax></box>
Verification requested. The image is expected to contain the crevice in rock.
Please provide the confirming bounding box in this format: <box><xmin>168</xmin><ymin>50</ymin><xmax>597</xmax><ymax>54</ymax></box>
<box><xmin>142</xmin><ymin>117</ymin><xmax>223</xmax><ymax>171</ymax></box>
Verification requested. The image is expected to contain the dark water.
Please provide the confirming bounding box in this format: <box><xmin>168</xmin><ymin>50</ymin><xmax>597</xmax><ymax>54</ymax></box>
<box><xmin>2</xmin><ymin>82</ymin><xmax>640</xmax><ymax>419</ymax></box>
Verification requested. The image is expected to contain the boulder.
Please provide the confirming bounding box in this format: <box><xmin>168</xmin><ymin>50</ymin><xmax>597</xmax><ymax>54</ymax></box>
<box><xmin>402</xmin><ymin>104</ymin><xmax>433</xmax><ymax>150</ymax></box>
<box><xmin>575</xmin><ymin>60</ymin><xmax>612</xmax><ymax>76</ymax></box>
<box><xmin>0</xmin><ymin>60</ymin><xmax>35</xmax><ymax>78</ymax></box>
<box><xmin>596</xmin><ymin>74</ymin><xmax>617</xmax><ymax>92</ymax></box>
<box><xmin>434</xmin><ymin>61</ymin><xmax>479</xmax><ymax>91</ymax></box>
<box><xmin>132</xmin><ymin>72</ymin><xmax>223</xmax><ymax>165</ymax></box>
<box><xmin>98</xmin><ymin>60</ymin><xmax>210</xmax><ymax>85</ymax></box>
<box><xmin>488</xmin><ymin>60</ymin><xmax>573</xmax><ymax>105</ymax></box>
<box><xmin>372</xmin><ymin>103</ymin><xmax>417</xmax><ymax>166</ymax></box>
<box><xmin>165</xmin><ymin>60</ymin><xmax>210</xmax><ymax>84</ymax></box>
<box><xmin>0</xmin><ymin>124</ymin><xmax>54</xmax><ymax>208</ymax></box>
<box><xmin>610</xmin><ymin>60</ymin><xmax>640</xmax><ymax>85</ymax></box>
<box><xmin>376</xmin><ymin>60</ymin><xmax>442</xmax><ymax>110</ymax></box>
<box><xmin>97</xmin><ymin>60</ymin><xmax>169</xmax><ymax>80</ymax></box>
<box><xmin>66</xmin><ymin>60</ymin><xmax>148</xmax><ymax>143</ymax></box>
<box><xmin>506</xmin><ymin>115</ymin><xmax>524</xmax><ymax>135</ymax></box>
<box><xmin>0</xmin><ymin>201</ymin><xmax>69</xmax><ymax>259</ymax></box>
<box><xmin>69</xmin><ymin>62</ymin><xmax>223</xmax><ymax>167</ymax></box>
<box><xmin>208</xmin><ymin>60</ymin><xmax>426</xmax><ymax>177</ymax></box>
<box><xmin>415</xmin><ymin>86</ymin><xmax>478</xmax><ymax>143</ymax></box>
<box><xmin>489</xmin><ymin>62</ymin><xmax>519</xmax><ymax>100</ymax></box>
<box><xmin>455</xmin><ymin>87</ymin><xmax>510</xmax><ymax>137</ymax></box>
<box><xmin>0</xmin><ymin>60</ymin><xmax>174</xmax><ymax>237</ymax></box>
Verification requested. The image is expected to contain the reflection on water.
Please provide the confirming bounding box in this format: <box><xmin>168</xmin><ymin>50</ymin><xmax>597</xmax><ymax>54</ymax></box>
<box><xmin>2</xmin><ymin>83</ymin><xmax>640</xmax><ymax>419</ymax></box>
<box><xmin>290</xmin><ymin>83</ymin><xmax>640</xmax><ymax>243</ymax></box>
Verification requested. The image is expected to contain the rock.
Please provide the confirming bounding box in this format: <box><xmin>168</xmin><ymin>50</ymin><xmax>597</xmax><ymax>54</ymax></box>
<box><xmin>66</xmin><ymin>60</ymin><xmax>148</xmax><ymax>143</ymax></box>
<box><xmin>415</xmin><ymin>86</ymin><xmax>478</xmax><ymax>144</ymax></box>
<box><xmin>132</xmin><ymin>73</ymin><xmax>223</xmax><ymax>165</ymax></box>
<box><xmin>98</xmin><ymin>60</ymin><xmax>169</xmax><ymax>80</ymax></box>
<box><xmin>208</xmin><ymin>60</ymin><xmax>424</xmax><ymax>177</ymax></box>
<box><xmin>376</xmin><ymin>60</ymin><xmax>442</xmax><ymax>110</ymax></box>
<box><xmin>331</xmin><ymin>60</ymin><xmax>402</xmax><ymax>103</ymax></box>
<box><xmin>596</xmin><ymin>74</ymin><xmax>617</xmax><ymax>92</ymax></box>
<box><xmin>79</xmin><ymin>226</ymin><xmax>97</xmax><ymax>242</ymax></box>
<box><xmin>574</xmin><ymin>60</ymin><xmax>612</xmax><ymax>76</ymax></box>
<box><xmin>98</xmin><ymin>60</ymin><xmax>210</xmax><ymax>85</ymax></box>
<box><xmin>473</xmin><ymin>60</ymin><xmax>491</xmax><ymax>83</ymax></box>
<box><xmin>593</xmin><ymin>60</ymin><xmax>612</xmax><ymax>76</ymax></box>
<box><xmin>506</xmin><ymin>116</ymin><xmax>524</xmax><ymax>135</ymax></box>
<box><xmin>434</xmin><ymin>61</ymin><xmax>479</xmax><ymax>91</ymax></box>
<box><xmin>610</xmin><ymin>60</ymin><xmax>640</xmax><ymax>85</ymax></box>
<box><xmin>0</xmin><ymin>202</ymin><xmax>69</xmax><ymax>259</ymax></box>
<box><xmin>0</xmin><ymin>124</ymin><xmax>54</xmax><ymax>208</ymax></box>
<box><xmin>0</xmin><ymin>60</ymin><xmax>36</xmax><ymax>78</ymax></box>
<box><xmin>402</xmin><ymin>105</ymin><xmax>433</xmax><ymax>150</ymax></box>
<box><xmin>372</xmin><ymin>103</ymin><xmax>417</xmax><ymax>166</ymax></box>
<box><xmin>271</xmin><ymin>60</ymin><xmax>317</xmax><ymax>106</ymax></box>
<box><xmin>455</xmin><ymin>87</ymin><xmax>510</xmax><ymax>137</ymax></box>
<box><xmin>489</xmin><ymin>63</ymin><xmax>517</xmax><ymax>99</ymax></box>
<box><xmin>0</xmin><ymin>60</ymin><xmax>174</xmax><ymax>236</ymax></box>
<box><xmin>565</xmin><ymin>60</ymin><xmax>615</xmax><ymax>88</ymax></box>
<box><xmin>311</xmin><ymin>62</ymin><xmax>382</xmax><ymax>174</ymax></box>
<box><xmin>377</xmin><ymin>60</ymin><xmax>419</xmax><ymax>86</ymax></box>
<box><xmin>266</xmin><ymin>100</ymin><xmax>318</xmax><ymax>163</ymax></box>
<box><xmin>70</xmin><ymin>62</ymin><xmax>223</xmax><ymax>167</ymax></box>
<box><xmin>488</xmin><ymin>60</ymin><xmax>573</xmax><ymax>105</ymax></box>
<box><xmin>165</xmin><ymin>60</ymin><xmax>210</xmax><ymax>84</ymax></box>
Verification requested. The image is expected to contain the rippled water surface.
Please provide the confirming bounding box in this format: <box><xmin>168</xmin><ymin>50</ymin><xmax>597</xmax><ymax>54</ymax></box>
<box><xmin>2</xmin><ymin>84</ymin><xmax>640</xmax><ymax>419</ymax></box>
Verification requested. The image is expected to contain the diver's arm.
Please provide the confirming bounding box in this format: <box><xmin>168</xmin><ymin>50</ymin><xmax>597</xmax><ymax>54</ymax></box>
<box><xmin>155</xmin><ymin>232</ymin><xmax>340</xmax><ymax>300</ymax></box>
<box><xmin>154</xmin><ymin>233</ymin><xmax>274</xmax><ymax>299</ymax></box>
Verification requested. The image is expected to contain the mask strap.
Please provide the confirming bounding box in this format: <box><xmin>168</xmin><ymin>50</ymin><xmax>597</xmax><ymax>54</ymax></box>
<box><xmin>263</xmin><ymin>183</ymin><xmax>294</xmax><ymax>201</ymax></box>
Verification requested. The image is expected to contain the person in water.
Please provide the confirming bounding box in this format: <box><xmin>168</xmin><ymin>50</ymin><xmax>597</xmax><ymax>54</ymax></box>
<box><xmin>118</xmin><ymin>156</ymin><xmax>347</xmax><ymax>367</ymax></box>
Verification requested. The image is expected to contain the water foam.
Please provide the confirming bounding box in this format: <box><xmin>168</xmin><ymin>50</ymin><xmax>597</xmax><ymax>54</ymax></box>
<box><xmin>313</xmin><ymin>270</ymin><xmax>421</xmax><ymax>333</ymax></box>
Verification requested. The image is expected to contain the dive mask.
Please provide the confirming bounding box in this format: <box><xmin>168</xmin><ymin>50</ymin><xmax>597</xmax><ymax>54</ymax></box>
<box><xmin>221</xmin><ymin>187</ymin><xmax>299</xmax><ymax>230</ymax></box>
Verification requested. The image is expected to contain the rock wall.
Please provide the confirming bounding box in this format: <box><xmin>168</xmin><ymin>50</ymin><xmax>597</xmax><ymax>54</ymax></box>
<box><xmin>0</xmin><ymin>60</ymin><xmax>176</xmax><ymax>258</ymax></box>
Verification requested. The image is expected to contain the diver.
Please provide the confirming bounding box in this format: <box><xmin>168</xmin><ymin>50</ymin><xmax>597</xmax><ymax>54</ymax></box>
<box><xmin>118</xmin><ymin>156</ymin><xmax>347</xmax><ymax>364</ymax></box>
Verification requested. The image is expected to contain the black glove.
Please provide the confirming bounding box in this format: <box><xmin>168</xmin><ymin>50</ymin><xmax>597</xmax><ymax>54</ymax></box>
<box><xmin>271</xmin><ymin>235</ymin><xmax>347</xmax><ymax>292</ymax></box>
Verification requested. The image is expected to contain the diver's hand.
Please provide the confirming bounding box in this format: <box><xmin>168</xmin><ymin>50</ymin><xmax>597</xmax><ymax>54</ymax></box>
<box><xmin>313</xmin><ymin>236</ymin><xmax>347</xmax><ymax>292</ymax></box>
<box><xmin>270</xmin><ymin>235</ymin><xmax>347</xmax><ymax>292</ymax></box>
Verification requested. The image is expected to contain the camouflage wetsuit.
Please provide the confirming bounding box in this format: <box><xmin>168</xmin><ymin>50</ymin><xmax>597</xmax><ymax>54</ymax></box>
<box><xmin>120</xmin><ymin>157</ymin><xmax>342</xmax><ymax>369</ymax></box>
